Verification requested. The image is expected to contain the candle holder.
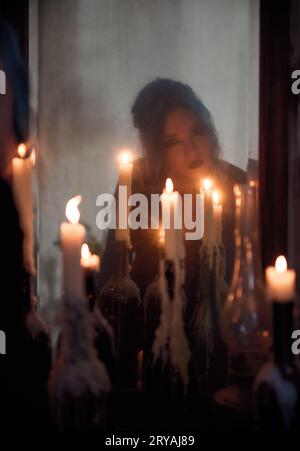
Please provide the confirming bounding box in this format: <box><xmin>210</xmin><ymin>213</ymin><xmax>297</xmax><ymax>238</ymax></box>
<box><xmin>83</xmin><ymin>266</ymin><xmax>116</xmax><ymax>380</ymax></box>
<box><xmin>215</xmin><ymin>184</ymin><xmax>271</xmax><ymax>410</ymax></box>
<box><xmin>143</xmin><ymin>254</ymin><xmax>190</xmax><ymax>427</ymax></box>
<box><xmin>188</xmin><ymin>242</ymin><xmax>228</xmax><ymax>396</ymax></box>
<box><xmin>254</xmin><ymin>298</ymin><xmax>300</xmax><ymax>430</ymax></box>
<box><xmin>49</xmin><ymin>296</ymin><xmax>111</xmax><ymax>431</ymax></box>
<box><xmin>97</xmin><ymin>240</ymin><xmax>142</xmax><ymax>390</ymax></box>
<box><xmin>56</xmin><ymin>267</ymin><xmax>115</xmax><ymax>383</ymax></box>
<box><xmin>143</xmin><ymin>272</ymin><xmax>161</xmax><ymax>392</ymax></box>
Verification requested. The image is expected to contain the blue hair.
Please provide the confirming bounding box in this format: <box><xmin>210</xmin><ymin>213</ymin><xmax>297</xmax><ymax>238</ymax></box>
<box><xmin>0</xmin><ymin>20</ymin><xmax>29</xmax><ymax>143</ymax></box>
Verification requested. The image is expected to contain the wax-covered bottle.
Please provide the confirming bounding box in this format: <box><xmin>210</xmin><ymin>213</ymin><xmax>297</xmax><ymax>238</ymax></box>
<box><xmin>97</xmin><ymin>240</ymin><xmax>142</xmax><ymax>389</ymax></box>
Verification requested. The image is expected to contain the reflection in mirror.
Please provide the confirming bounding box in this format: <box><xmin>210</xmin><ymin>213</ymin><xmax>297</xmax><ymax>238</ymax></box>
<box><xmin>29</xmin><ymin>0</ymin><xmax>260</xmax><ymax>411</ymax></box>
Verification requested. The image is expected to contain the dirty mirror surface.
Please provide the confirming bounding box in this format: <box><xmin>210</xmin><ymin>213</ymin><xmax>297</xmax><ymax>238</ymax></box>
<box><xmin>31</xmin><ymin>0</ymin><xmax>260</xmax><ymax>399</ymax></box>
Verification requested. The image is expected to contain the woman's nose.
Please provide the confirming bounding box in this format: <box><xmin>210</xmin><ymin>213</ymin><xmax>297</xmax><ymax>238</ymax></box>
<box><xmin>183</xmin><ymin>139</ymin><xmax>197</xmax><ymax>156</ymax></box>
<box><xmin>185</xmin><ymin>142</ymin><xmax>201</xmax><ymax>163</ymax></box>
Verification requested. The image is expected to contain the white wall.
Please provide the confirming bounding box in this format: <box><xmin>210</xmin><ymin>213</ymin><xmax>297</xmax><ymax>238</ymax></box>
<box><xmin>32</xmin><ymin>0</ymin><xmax>259</xmax><ymax>310</ymax></box>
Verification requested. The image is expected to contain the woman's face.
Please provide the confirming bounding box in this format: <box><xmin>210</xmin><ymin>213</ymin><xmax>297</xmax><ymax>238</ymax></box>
<box><xmin>162</xmin><ymin>107</ymin><xmax>214</xmax><ymax>184</ymax></box>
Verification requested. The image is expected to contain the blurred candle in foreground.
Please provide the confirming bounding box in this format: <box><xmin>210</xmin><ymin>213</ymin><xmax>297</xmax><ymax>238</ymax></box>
<box><xmin>212</xmin><ymin>190</ymin><xmax>222</xmax><ymax>245</ymax></box>
<box><xmin>116</xmin><ymin>150</ymin><xmax>133</xmax><ymax>245</ymax></box>
<box><xmin>265</xmin><ymin>256</ymin><xmax>296</xmax><ymax>302</ymax></box>
<box><xmin>12</xmin><ymin>143</ymin><xmax>35</xmax><ymax>274</ymax></box>
<box><xmin>61</xmin><ymin>195</ymin><xmax>86</xmax><ymax>300</ymax></box>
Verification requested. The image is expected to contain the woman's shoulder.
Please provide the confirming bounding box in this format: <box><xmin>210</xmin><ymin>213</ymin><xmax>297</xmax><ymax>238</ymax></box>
<box><xmin>216</xmin><ymin>159</ymin><xmax>247</xmax><ymax>185</ymax></box>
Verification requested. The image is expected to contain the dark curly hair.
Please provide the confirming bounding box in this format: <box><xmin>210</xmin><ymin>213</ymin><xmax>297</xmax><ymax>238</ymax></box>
<box><xmin>131</xmin><ymin>78</ymin><xmax>220</xmax><ymax>175</ymax></box>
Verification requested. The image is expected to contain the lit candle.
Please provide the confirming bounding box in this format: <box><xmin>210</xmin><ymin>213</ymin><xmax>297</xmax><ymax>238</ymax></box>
<box><xmin>80</xmin><ymin>243</ymin><xmax>91</xmax><ymax>269</ymax></box>
<box><xmin>158</xmin><ymin>228</ymin><xmax>165</xmax><ymax>248</ymax></box>
<box><xmin>265</xmin><ymin>256</ymin><xmax>296</xmax><ymax>302</ymax></box>
<box><xmin>80</xmin><ymin>243</ymin><xmax>100</xmax><ymax>272</ymax></box>
<box><xmin>116</xmin><ymin>150</ymin><xmax>133</xmax><ymax>245</ymax></box>
<box><xmin>61</xmin><ymin>195</ymin><xmax>86</xmax><ymax>300</ymax></box>
<box><xmin>160</xmin><ymin>178</ymin><xmax>184</xmax><ymax>261</ymax></box>
<box><xmin>89</xmin><ymin>254</ymin><xmax>100</xmax><ymax>272</ymax></box>
<box><xmin>212</xmin><ymin>190</ymin><xmax>222</xmax><ymax>245</ymax></box>
<box><xmin>201</xmin><ymin>178</ymin><xmax>214</xmax><ymax>245</ymax></box>
<box><xmin>12</xmin><ymin>143</ymin><xmax>35</xmax><ymax>274</ymax></box>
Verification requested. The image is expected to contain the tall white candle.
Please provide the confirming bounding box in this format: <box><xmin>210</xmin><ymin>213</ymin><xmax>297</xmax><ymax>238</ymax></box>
<box><xmin>160</xmin><ymin>178</ymin><xmax>184</xmax><ymax>261</ymax></box>
<box><xmin>61</xmin><ymin>195</ymin><xmax>86</xmax><ymax>300</ymax></box>
<box><xmin>12</xmin><ymin>143</ymin><xmax>35</xmax><ymax>274</ymax></box>
<box><xmin>201</xmin><ymin>178</ymin><xmax>214</xmax><ymax>246</ymax></box>
<box><xmin>212</xmin><ymin>190</ymin><xmax>222</xmax><ymax>245</ymax></box>
<box><xmin>116</xmin><ymin>150</ymin><xmax>133</xmax><ymax>245</ymax></box>
<box><xmin>265</xmin><ymin>256</ymin><xmax>296</xmax><ymax>302</ymax></box>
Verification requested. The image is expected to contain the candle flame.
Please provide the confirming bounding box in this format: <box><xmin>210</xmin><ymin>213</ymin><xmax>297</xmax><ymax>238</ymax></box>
<box><xmin>275</xmin><ymin>255</ymin><xmax>287</xmax><ymax>273</ymax></box>
<box><xmin>17</xmin><ymin>143</ymin><xmax>27</xmax><ymax>159</ymax></box>
<box><xmin>119</xmin><ymin>150</ymin><xmax>133</xmax><ymax>165</ymax></box>
<box><xmin>90</xmin><ymin>254</ymin><xmax>100</xmax><ymax>272</ymax></box>
<box><xmin>66</xmin><ymin>195</ymin><xmax>82</xmax><ymax>224</ymax></box>
<box><xmin>212</xmin><ymin>190</ymin><xmax>221</xmax><ymax>205</ymax></box>
<box><xmin>233</xmin><ymin>184</ymin><xmax>241</xmax><ymax>196</ymax></box>
<box><xmin>202</xmin><ymin>178</ymin><xmax>212</xmax><ymax>191</ymax></box>
<box><xmin>81</xmin><ymin>243</ymin><xmax>91</xmax><ymax>260</ymax></box>
<box><xmin>31</xmin><ymin>149</ymin><xmax>36</xmax><ymax>168</ymax></box>
<box><xmin>158</xmin><ymin>228</ymin><xmax>165</xmax><ymax>244</ymax></box>
<box><xmin>165</xmin><ymin>178</ymin><xmax>174</xmax><ymax>193</ymax></box>
<box><xmin>234</xmin><ymin>184</ymin><xmax>242</xmax><ymax>207</ymax></box>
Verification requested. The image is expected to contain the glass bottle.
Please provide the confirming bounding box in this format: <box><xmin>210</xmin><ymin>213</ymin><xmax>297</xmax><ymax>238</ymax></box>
<box><xmin>49</xmin><ymin>296</ymin><xmax>111</xmax><ymax>431</ymax></box>
<box><xmin>189</xmin><ymin>242</ymin><xmax>229</xmax><ymax>395</ymax></box>
<box><xmin>83</xmin><ymin>265</ymin><xmax>115</xmax><ymax>380</ymax></box>
<box><xmin>143</xmin><ymin>257</ymin><xmax>187</xmax><ymax>428</ymax></box>
<box><xmin>97</xmin><ymin>240</ymin><xmax>142</xmax><ymax>390</ymax></box>
<box><xmin>254</xmin><ymin>297</ymin><xmax>300</xmax><ymax>430</ymax></box>
<box><xmin>216</xmin><ymin>184</ymin><xmax>271</xmax><ymax>409</ymax></box>
<box><xmin>56</xmin><ymin>267</ymin><xmax>115</xmax><ymax>381</ymax></box>
<box><xmin>143</xmin><ymin>272</ymin><xmax>161</xmax><ymax>392</ymax></box>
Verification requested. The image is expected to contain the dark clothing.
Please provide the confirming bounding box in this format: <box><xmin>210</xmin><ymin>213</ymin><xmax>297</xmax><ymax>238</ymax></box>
<box><xmin>0</xmin><ymin>177</ymin><xmax>51</xmax><ymax>430</ymax></box>
<box><xmin>98</xmin><ymin>157</ymin><xmax>247</xmax><ymax>301</ymax></box>
<box><xmin>0</xmin><ymin>177</ymin><xmax>26</xmax><ymax>341</ymax></box>
<box><xmin>98</xmin><ymin>158</ymin><xmax>247</xmax><ymax>394</ymax></box>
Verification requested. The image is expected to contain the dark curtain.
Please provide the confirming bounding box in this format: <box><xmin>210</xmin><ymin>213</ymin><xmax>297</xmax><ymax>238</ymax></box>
<box><xmin>259</xmin><ymin>0</ymin><xmax>290</xmax><ymax>267</ymax></box>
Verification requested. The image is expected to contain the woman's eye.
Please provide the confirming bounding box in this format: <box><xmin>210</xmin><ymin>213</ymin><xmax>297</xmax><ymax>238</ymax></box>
<box><xmin>191</xmin><ymin>126</ymin><xmax>205</xmax><ymax>137</ymax></box>
<box><xmin>163</xmin><ymin>138</ymin><xmax>180</xmax><ymax>148</ymax></box>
